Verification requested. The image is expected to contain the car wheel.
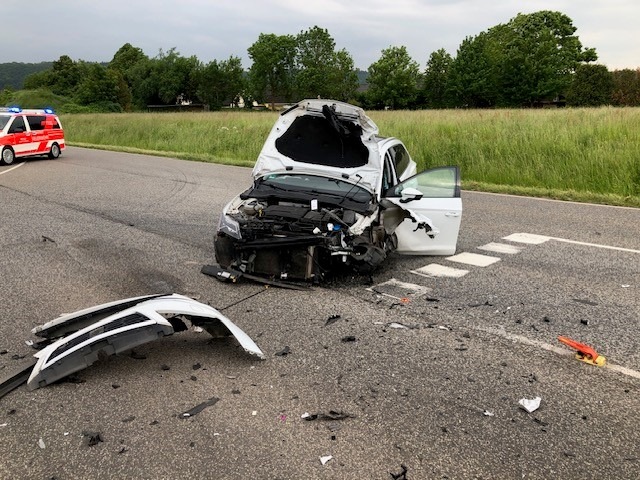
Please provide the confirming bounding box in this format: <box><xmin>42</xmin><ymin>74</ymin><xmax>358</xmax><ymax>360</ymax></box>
<box><xmin>1</xmin><ymin>147</ymin><xmax>15</xmax><ymax>166</ymax></box>
<box><xmin>214</xmin><ymin>233</ymin><xmax>237</xmax><ymax>268</ymax></box>
<box><xmin>48</xmin><ymin>143</ymin><xmax>61</xmax><ymax>159</ymax></box>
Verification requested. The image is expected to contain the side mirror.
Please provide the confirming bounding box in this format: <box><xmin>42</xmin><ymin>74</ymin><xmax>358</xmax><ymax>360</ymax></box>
<box><xmin>399</xmin><ymin>187</ymin><xmax>423</xmax><ymax>203</ymax></box>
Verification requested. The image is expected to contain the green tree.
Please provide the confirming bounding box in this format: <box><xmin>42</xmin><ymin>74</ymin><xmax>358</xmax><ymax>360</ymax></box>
<box><xmin>50</xmin><ymin>55</ymin><xmax>83</xmax><ymax>96</ymax></box>
<box><xmin>109</xmin><ymin>43</ymin><xmax>147</xmax><ymax>75</ymax></box>
<box><xmin>447</xmin><ymin>34</ymin><xmax>499</xmax><ymax>107</ymax></box>
<box><xmin>492</xmin><ymin>11</ymin><xmax>597</xmax><ymax>106</ymax></box>
<box><xmin>75</xmin><ymin>63</ymin><xmax>121</xmax><ymax>110</ymax></box>
<box><xmin>422</xmin><ymin>48</ymin><xmax>453</xmax><ymax>108</ymax></box>
<box><xmin>566</xmin><ymin>64</ymin><xmax>613</xmax><ymax>106</ymax></box>
<box><xmin>247</xmin><ymin>33</ymin><xmax>297</xmax><ymax>107</ymax></box>
<box><xmin>611</xmin><ymin>69</ymin><xmax>640</xmax><ymax>106</ymax></box>
<box><xmin>196</xmin><ymin>56</ymin><xmax>245</xmax><ymax>109</ymax></box>
<box><xmin>294</xmin><ymin>26</ymin><xmax>358</xmax><ymax>101</ymax></box>
<box><xmin>367</xmin><ymin>46</ymin><xmax>421</xmax><ymax>109</ymax></box>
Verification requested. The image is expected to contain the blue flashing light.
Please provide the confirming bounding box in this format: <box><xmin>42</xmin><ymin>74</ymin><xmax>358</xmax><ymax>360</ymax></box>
<box><xmin>44</xmin><ymin>107</ymin><xmax>54</xmax><ymax>114</ymax></box>
<box><xmin>8</xmin><ymin>106</ymin><xmax>22</xmax><ymax>113</ymax></box>
<box><xmin>332</xmin><ymin>224</ymin><xmax>341</xmax><ymax>231</ymax></box>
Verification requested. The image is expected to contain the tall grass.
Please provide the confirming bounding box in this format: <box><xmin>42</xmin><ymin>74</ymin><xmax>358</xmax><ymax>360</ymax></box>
<box><xmin>62</xmin><ymin>108</ymin><xmax>640</xmax><ymax>206</ymax></box>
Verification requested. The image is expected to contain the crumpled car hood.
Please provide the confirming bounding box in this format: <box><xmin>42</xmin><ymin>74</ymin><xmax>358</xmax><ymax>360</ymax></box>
<box><xmin>251</xmin><ymin>99</ymin><xmax>382</xmax><ymax>193</ymax></box>
<box><xmin>28</xmin><ymin>293</ymin><xmax>264</xmax><ymax>390</ymax></box>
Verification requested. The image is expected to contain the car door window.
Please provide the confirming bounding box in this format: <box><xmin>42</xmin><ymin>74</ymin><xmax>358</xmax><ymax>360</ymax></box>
<box><xmin>387</xmin><ymin>166</ymin><xmax>460</xmax><ymax>198</ymax></box>
<box><xmin>390</xmin><ymin>144</ymin><xmax>411</xmax><ymax>178</ymax></box>
<box><xmin>382</xmin><ymin>152</ymin><xmax>397</xmax><ymax>193</ymax></box>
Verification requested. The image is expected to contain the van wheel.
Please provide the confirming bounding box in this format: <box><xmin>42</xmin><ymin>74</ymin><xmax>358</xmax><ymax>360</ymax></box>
<box><xmin>48</xmin><ymin>143</ymin><xmax>61</xmax><ymax>159</ymax></box>
<box><xmin>1</xmin><ymin>147</ymin><xmax>15</xmax><ymax>166</ymax></box>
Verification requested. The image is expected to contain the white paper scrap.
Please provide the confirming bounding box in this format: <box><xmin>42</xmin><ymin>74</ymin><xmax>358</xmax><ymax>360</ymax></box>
<box><xmin>519</xmin><ymin>396</ymin><xmax>542</xmax><ymax>413</ymax></box>
<box><xmin>320</xmin><ymin>455</ymin><xmax>333</xmax><ymax>465</ymax></box>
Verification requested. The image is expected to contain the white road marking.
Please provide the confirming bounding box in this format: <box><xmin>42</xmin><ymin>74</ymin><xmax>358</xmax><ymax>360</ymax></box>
<box><xmin>504</xmin><ymin>232</ymin><xmax>640</xmax><ymax>254</ymax></box>
<box><xmin>411</xmin><ymin>264</ymin><xmax>469</xmax><ymax>278</ymax></box>
<box><xmin>477</xmin><ymin>326</ymin><xmax>640</xmax><ymax>380</ymax></box>
<box><xmin>366</xmin><ymin>278</ymin><xmax>431</xmax><ymax>300</ymax></box>
<box><xmin>446</xmin><ymin>252</ymin><xmax>501</xmax><ymax>267</ymax></box>
<box><xmin>503</xmin><ymin>233</ymin><xmax>551</xmax><ymax>244</ymax></box>
<box><xmin>478</xmin><ymin>242</ymin><xmax>523</xmax><ymax>255</ymax></box>
<box><xmin>0</xmin><ymin>162</ymin><xmax>25</xmax><ymax>176</ymax></box>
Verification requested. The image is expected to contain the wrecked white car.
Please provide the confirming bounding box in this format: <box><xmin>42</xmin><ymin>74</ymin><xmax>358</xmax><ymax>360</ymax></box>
<box><xmin>214</xmin><ymin>99</ymin><xmax>462</xmax><ymax>282</ymax></box>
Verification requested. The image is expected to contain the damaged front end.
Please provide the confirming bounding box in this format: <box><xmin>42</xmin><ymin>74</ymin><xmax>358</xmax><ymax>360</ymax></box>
<box><xmin>214</xmin><ymin>184</ymin><xmax>395</xmax><ymax>282</ymax></box>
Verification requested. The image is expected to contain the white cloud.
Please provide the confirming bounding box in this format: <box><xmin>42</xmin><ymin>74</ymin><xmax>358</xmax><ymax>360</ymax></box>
<box><xmin>1</xmin><ymin>0</ymin><xmax>637</xmax><ymax>70</ymax></box>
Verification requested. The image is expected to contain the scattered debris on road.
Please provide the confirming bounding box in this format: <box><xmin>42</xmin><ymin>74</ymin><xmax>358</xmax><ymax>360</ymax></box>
<box><xmin>519</xmin><ymin>396</ymin><xmax>542</xmax><ymax>413</ymax></box>
<box><xmin>324</xmin><ymin>314</ymin><xmax>341</xmax><ymax>327</ymax></box>
<box><xmin>558</xmin><ymin>336</ymin><xmax>606</xmax><ymax>366</ymax></box>
<box><xmin>320</xmin><ymin>455</ymin><xmax>333</xmax><ymax>466</ymax></box>
<box><xmin>390</xmin><ymin>464</ymin><xmax>409</xmax><ymax>480</ymax></box>
<box><xmin>0</xmin><ymin>294</ymin><xmax>265</xmax><ymax>399</ymax></box>
<box><xmin>82</xmin><ymin>431</ymin><xmax>104</xmax><ymax>447</ymax></box>
<box><xmin>181</xmin><ymin>397</ymin><xmax>220</xmax><ymax>418</ymax></box>
<box><xmin>275</xmin><ymin>346</ymin><xmax>291</xmax><ymax>357</ymax></box>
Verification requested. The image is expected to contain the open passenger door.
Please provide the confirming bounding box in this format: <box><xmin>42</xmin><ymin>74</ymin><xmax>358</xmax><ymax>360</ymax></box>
<box><xmin>382</xmin><ymin>166</ymin><xmax>462</xmax><ymax>255</ymax></box>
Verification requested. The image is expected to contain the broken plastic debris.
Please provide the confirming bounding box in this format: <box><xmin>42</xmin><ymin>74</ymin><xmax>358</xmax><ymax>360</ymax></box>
<box><xmin>519</xmin><ymin>396</ymin><xmax>542</xmax><ymax>413</ymax></box>
<box><xmin>82</xmin><ymin>431</ymin><xmax>104</xmax><ymax>447</ymax></box>
<box><xmin>388</xmin><ymin>322</ymin><xmax>409</xmax><ymax>329</ymax></box>
<box><xmin>0</xmin><ymin>423</ymin><xmax>7</xmax><ymax>427</ymax></box>
<box><xmin>275</xmin><ymin>346</ymin><xmax>291</xmax><ymax>356</ymax></box>
<box><xmin>193</xmin><ymin>326</ymin><xmax>204</xmax><ymax>333</ymax></box>
<box><xmin>180</xmin><ymin>397</ymin><xmax>220</xmax><ymax>418</ymax></box>
<box><xmin>251</xmin><ymin>410</ymin><xmax>257</xmax><ymax>416</ymax></box>
<box><xmin>558</xmin><ymin>336</ymin><xmax>606</xmax><ymax>366</ymax></box>
<box><xmin>38</xmin><ymin>438</ymin><xmax>45</xmax><ymax>449</ymax></box>
<box><xmin>621</xmin><ymin>284</ymin><xmax>630</xmax><ymax>288</ymax></box>
<box><xmin>302</xmin><ymin>411</ymin><xmax>355</xmax><ymax>422</ymax></box>
<box><xmin>390</xmin><ymin>464</ymin><xmax>408</xmax><ymax>480</ymax></box>
<box><xmin>483</xmin><ymin>410</ymin><xmax>495</xmax><ymax>417</ymax></box>
<box><xmin>320</xmin><ymin>455</ymin><xmax>333</xmax><ymax>466</ymax></box>
<box><xmin>324</xmin><ymin>314</ymin><xmax>341</xmax><ymax>327</ymax></box>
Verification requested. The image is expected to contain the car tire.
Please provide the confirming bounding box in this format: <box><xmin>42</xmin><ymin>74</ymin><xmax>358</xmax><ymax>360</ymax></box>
<box><xmin>1</xmin><ymin>147</ymin><xmax>15</xmax><ymax>166</ymax></box>
<box><xmin>214</xmin><ymin>233</ymin><xmax>236</xmax><ymax>268</ymax></box>
<box><xmin>48</xmin><ymin>143</ymin><xmax>61</xmax><ymax>159</ymax></box>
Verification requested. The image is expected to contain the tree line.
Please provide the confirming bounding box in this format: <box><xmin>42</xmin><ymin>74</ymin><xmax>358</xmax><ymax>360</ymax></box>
<box><xmin>1</xmin><ymin>11</ymin><xmax>639</xmax><ymax>112</ymax></box>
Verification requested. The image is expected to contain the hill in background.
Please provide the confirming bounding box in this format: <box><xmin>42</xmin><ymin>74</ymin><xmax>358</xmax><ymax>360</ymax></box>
<box><xmin>0</xmin><ymin>62</ymin><xmax>53</xmax><ymax>89</ymax></box>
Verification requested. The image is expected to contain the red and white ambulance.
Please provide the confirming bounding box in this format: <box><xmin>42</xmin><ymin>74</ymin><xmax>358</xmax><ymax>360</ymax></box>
<box><xmin>0</xmin><ymin>107</ymin><xmax>65</xmax><ymax>165</ymax></box>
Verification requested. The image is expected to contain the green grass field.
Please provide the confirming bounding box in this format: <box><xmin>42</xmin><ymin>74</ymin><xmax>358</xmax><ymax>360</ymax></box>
<box><xmin>62</xmin><ymin>107</ymin><xmax>640</xmax><ymax>207</ymax></box>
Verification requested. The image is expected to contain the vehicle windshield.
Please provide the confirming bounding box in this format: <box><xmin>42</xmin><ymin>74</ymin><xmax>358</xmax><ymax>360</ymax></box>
<box><xmin>247</xmin><ymin>173</ymin><xmax>374</xmax><ymax>213</ymax></box>
<box><xmin>0</xmin><ymin>115</ymin><xmax>11</xmax><ymax>130</ymax></box>
<box><xmin>263</xmin><ymin>173</ymin><xmax>370</xmax><ymax>199</ymax></box>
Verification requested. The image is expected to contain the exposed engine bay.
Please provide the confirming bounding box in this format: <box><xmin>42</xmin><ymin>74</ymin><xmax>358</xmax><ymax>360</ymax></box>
<box><xmin>215</xmin><ymin>194</ymin><xmax>396</xmax><ymax>281</ymax></box>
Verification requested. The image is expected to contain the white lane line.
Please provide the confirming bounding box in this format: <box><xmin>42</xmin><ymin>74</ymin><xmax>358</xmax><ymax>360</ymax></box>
<box><xmin>411</xmin><ymin>264</ymin><xmax>469</xmax><ymax>278</ymax></box>
<box><xmin>0</xmin><ymin>162</ymin><xmax>25</xmax><ymax>176</ymax></box>
<box><xmin>550</xmin><ymin>237</ymin><xmax>640</xmax><ymax>254</ymax></box>
<box><xmin>446</xmin><ymin>252</ymin><xmax>501</xmax><ymax>267</ymax></box>
<box><xmin>366</xmin><ymin>278</ymin><xmax>431</xmax><ymax>300</ymax></box>
<box><xmin>477</xmin><ymin>326</ymin><xmax>640</xmax><ymax>380</ymax></box>
<box><xmin>504</xmin><ymin>232</ymin><xmax>640</xmax><ymax>254</ymax></box>
<box><xmin>478</xmin><ymin>242</ymin><xmax>523</xmax><ymax>255</ymax></box>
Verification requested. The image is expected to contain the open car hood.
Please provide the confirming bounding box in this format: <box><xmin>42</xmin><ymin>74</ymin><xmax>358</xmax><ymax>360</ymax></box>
<box><xmin>28</xmin><ymin>294</ymin><xmax>264</xmax><ymax>390</ymax></box>
<box><xmin>251</xmin><ymin>99</ymin><xmax>382</xmax><ymax>192</ymax></box>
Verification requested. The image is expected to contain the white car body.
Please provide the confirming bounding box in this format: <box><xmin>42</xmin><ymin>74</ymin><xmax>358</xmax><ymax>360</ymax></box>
<box><xmin>214</xmin><ymin>99</ymin><xmax>462</xmax><ymax>281</ymax></box>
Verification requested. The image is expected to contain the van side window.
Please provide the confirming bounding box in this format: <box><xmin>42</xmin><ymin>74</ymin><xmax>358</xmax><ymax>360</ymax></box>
<box><xmin>8</xmin><ymin>116</ymin><xmax>25</xmax><ymax>134</ymax></box>
<box><xmin>27</xmin><ymin>115</ymin><xmax>46</xmax><ymax>131</ymax></box>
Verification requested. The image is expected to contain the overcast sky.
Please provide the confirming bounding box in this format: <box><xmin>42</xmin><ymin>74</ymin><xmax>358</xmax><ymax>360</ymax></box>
<box><xmin>2</xmin><ymin>1</ymin><xmax>638</xmax><ymax>70</ymax></box>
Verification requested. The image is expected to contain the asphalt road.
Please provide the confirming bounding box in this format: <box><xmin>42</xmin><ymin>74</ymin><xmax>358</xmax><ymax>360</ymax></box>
<box><xmin>1</xmin><ymin>147</ymin><xmax>639</xmax><ymax>480</ymax></box>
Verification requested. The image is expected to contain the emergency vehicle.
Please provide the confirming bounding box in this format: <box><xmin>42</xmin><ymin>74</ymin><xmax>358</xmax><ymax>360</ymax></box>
<box><xmin>0</xmin><ymin>107</ymin><xmax>65</xmax><ymax>165</ymax></box>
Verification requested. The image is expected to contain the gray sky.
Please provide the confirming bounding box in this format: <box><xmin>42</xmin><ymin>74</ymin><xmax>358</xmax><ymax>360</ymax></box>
<box><xmin>2</xmin><ymin>0</ymin><xmax>638</xmax><ymax>70</ymax></box>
